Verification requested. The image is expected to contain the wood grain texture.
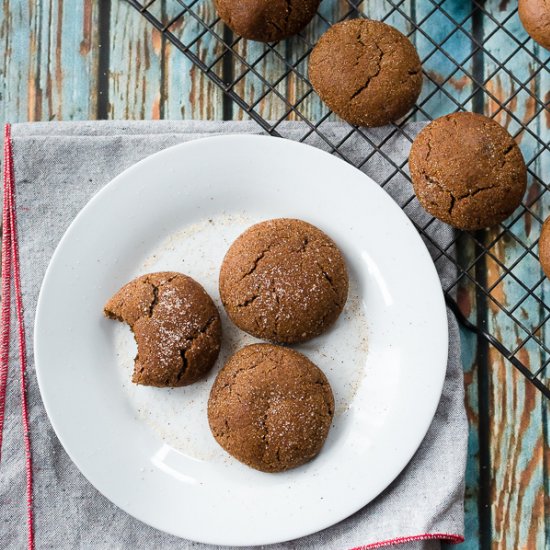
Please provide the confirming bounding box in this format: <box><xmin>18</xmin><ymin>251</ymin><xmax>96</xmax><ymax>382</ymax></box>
<box><xmin>108</xmin><ymin>0</ymin><xmax>226</xmax><ymax>120</ymax></box>
<box><xmin>0</xmin><ymin>0</ymin><xmax>38</xmax><ymax>120</ymax></box>
<box><xmin>109</xmin><ymin>0</ymin><xmax>163</xmax><ymax>119</ymax></box>
<box><xmin>161</xmin><ymin>0</ymin><xmax>226</xmax><ymax>119</ymax></box>
<box><xmin>537</xmin><ymin>19</ymin><xmax>550</xmax><ymax>550</ymax></box>
<box><xmin>541</xmin><ymin>40</ymin><xmax>550</xmax><ymax>550</ymax></box>
<box><xmin>458</xmin><ymin>236</ymin><xmax>483</xmax><ymax>550</ymax></box>
<box><xmin>481</xmin><ymin>1</ymin><xmax>548</xmax><ymax>548</ymax></box>
<box><xmin>0</xmin><ymin>0</ymin><xmax>100</xmax><ymax>122</ymax></box>
<box><xmin>414</xmin><ymin>0</ymin><xmax>475</xmax><ymax>120</ymax></box>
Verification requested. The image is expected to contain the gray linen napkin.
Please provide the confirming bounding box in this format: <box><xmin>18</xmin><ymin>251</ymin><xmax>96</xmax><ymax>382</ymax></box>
<box><xmin>0</xmin><ymin>121</ymin><xmax>467</xmax><ymax>550</ymax></box>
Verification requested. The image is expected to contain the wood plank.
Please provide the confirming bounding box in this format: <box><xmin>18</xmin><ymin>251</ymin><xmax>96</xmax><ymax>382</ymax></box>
<box><xmin>48</xmin><ymin>0</ymin><xmax>101</xmax><ymax>120</ymax></box>
<box><xmin>231</xmin><ymin>32</ymin><xmax>289</xmax><ymax>121</ymax></box>
<box><xmin>413</xmin><ymin>0</ymin><xmax>476</xmax><ymax>120</ymax></box>
<box><xmin>0</xmin><ymin>0</ymin><xmax>100</xmax><ymax>122</ymax></box>
<box><xmin>109</xmin><ymin>0</ymin><xmax>163</xmax><ymax>119</ymax></box>
<box><xmin>537</xmin><ymin>24</ymin><xmax>550</xmax><ymax>550</ymax></box>
<box><xmin>481</xmin><ymin>1</ymin><xmax>548</xmax><ymax>548</ymax></box>
<box><xmin>457</xmin><ymin>238</ymin><xmax>483</xmax><ymax>550</ymax></box>
<box><xmin>0</xmin><ymin>0</ymin><xmax>34</xmax><ymax>121</ymax></box>
<box><xmin>161</xmin><ymin>0</ymin><xmax>226</xmax><ymax>119</ymax></box>
<box><xmin>116</xmin><ymin>0</ymin><xmax>227</xmax><ymax>120</ymax></box>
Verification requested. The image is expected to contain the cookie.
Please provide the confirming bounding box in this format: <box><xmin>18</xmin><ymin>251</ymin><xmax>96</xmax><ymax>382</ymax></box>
<box><xmin>208</xmin><ymin>344</ymin><xmax>334</xmax><ymax>472</ymax></box>
<box><xmin>215</xmin><ymin>0</ymin><xmax>320</xmax><ymax>42</ymax></box>
<box><xmin>409</xmin><ymin>112</ymin><xmax>527</xmax><ymax>230</ymax></box>
<box><xmin>219</xmin><ymin>218</ymin><xmax>348</xmax><ymax>344</ymax></box>
<box><xmin>309</xmin><ymin>19</ymin><xmax>423</xmax><ymax>127</ymax></box>
<box><xmin>519</xmin><ymin>0</ymin><xmax>550</xmax><ymax>51</ymax></box>
<box><xmin>104</xmin><ymin>272</ymin><xmax>222</xmax><ymax>387</ymax></box>
<box><xmin>539</xmin><ymin>216</ymin><xmax>550</xmax><ymax>279</ymax></box>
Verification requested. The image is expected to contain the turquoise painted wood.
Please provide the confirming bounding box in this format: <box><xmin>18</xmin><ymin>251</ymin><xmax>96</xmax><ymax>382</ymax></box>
<box><xmin>457</xmin><ymin>243</ymin><xmax>482</xmax><ymax>550</ymax></box>
<box><xmin>0</xmin><ymin>0</ymin><xmax>100</xmax><ymax>122</ymax></box>
<box><xmin>163</xmin><ymin>1</ymin><xmax>226</xmax><ymax>120</ymax></box>
<box><xmin>413</xmin><ymin>0</ymin><xmax>476</xmax><ymax>119</ymax></box>
<box><xmin>1</xmin><ymin>1</ymin><xmax>549</xmax><ymax>548</ymax></box>
<box><xmin>459</xmin><ymin>327</ymin><xmax>481</xmax><ymax>550</ymax></box>
<box><xmin>0</xmin><ymin>1</ymin><xmax>36</xmax><ymax>120</ymax></box>
<box><xmin>109</xmin><ymin>1</ymin><xmax>163</xmax><ymax>119</ymax></box>
<box><xmin>537</xmin><ymin>14</ymin><xmax>550</xmax><ymax>550</ymax></box>
<box><xmin>480</xmin><ymin>1</ymin><xmax>548</xmax><ymax>548</ymax></box>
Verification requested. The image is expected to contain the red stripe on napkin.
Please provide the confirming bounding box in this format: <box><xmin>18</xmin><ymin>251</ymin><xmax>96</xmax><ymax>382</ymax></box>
<box><xmin>350</xmin><ymin>532</ymin><xmax>464</xmax><ymax>549</ymax></box>
<box><xmin>2</xmin><ymin>123</ymin><xmax>35</xmax><ymax>550</ymax></box>
<box><xmin>0</xmin><ymin>127</ymin><xmax>13</xmax><ymax>457</ymax></box>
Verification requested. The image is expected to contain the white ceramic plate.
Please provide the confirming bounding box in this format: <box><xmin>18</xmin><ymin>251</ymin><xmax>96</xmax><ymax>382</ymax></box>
<box><xmin>35</xmin><ymin>135</ymin><xmax>447</xmax><ymax>547</ymax></box>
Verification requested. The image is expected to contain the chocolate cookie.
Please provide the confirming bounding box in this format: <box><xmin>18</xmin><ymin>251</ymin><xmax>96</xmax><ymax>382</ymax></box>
<box><xmin>104</xmin><ymin>272</ymin><xmax>221</xmax><ymax>387</ymax></box>
<box><xmin>219</xmin><ymin>218</ymin><xmax>348</xmax><ymax>344</ymax></box>
<box><xmin>539</xmin><ymin>216</ymin><xmax>550</xmax><ymax>279</ymax></box>
<box><xmin>409</xmin><ymin>112</ymin><xmax>527</xmax><ymax>230</ymax></box>
<box><xmin>215</xmin><ymin>0</ymin><xmax>320</xmax><ymax>42</ymax></box>
<box><xmin>519</xmin><ymin>0</ymin><xmax>550</xmax><ymax>51</ymax></box>
<box><xmin>208</xmin><ymin>344</ymin><xmax>334</xmax><ymax>472</ymax></box>
<box><xmin>309</xmin><ymin>19</ymin><xmax>423</xmax><ymax>127</ymax></box>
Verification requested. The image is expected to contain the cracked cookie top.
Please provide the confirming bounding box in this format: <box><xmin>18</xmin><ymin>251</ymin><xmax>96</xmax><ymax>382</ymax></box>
<box><xmin>309</xmin><ymin>19</ymin><xmax>423</xmax><ymax>127</ymax></box>
<box><xmin>409</xmin><ymin>112</ymin><xmax>527</xmax><ymax>230</ymax></box>
<box><xmin>104</xmin><ymin>272</ymin><xmax>222</xmax><ymax>387</ymax></box>
<box><xmin>219</xmin><ymin>219</ymin><xmax>348</xmax><ymax>344</ymax></box>
<box><xmin>208</xmin><ymin>343</ymin><xmax>334</xmax><ymax>472</ymax></box>
<box><xmin>214</xmin><ymin>0</ymin><xmax>320</xmax><ymax>42</ymax></box>
<box><xmin>519</xmin><ymin>0</ymin><xmax>550</xmax><ymax>51</ymax></box>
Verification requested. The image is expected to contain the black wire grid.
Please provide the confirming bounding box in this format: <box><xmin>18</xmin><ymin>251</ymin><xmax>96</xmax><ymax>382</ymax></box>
<box><xmin>126</xmin><ymin>0</ymin><xmax>550</xmax><ymax>399</ymax></box>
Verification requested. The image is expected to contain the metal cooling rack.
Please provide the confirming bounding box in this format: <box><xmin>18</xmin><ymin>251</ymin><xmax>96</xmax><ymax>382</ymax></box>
<box><xmin>126</xmin><ymin>0</ymin><xmax>550</xmax><ymax>398</ymax></box>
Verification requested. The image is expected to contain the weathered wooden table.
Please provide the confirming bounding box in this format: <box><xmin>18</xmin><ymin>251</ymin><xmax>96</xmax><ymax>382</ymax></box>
<box><xmin>1</xmin><ymin>1</ymin><xmax>549</xmax><ymax>548</ymax></box>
